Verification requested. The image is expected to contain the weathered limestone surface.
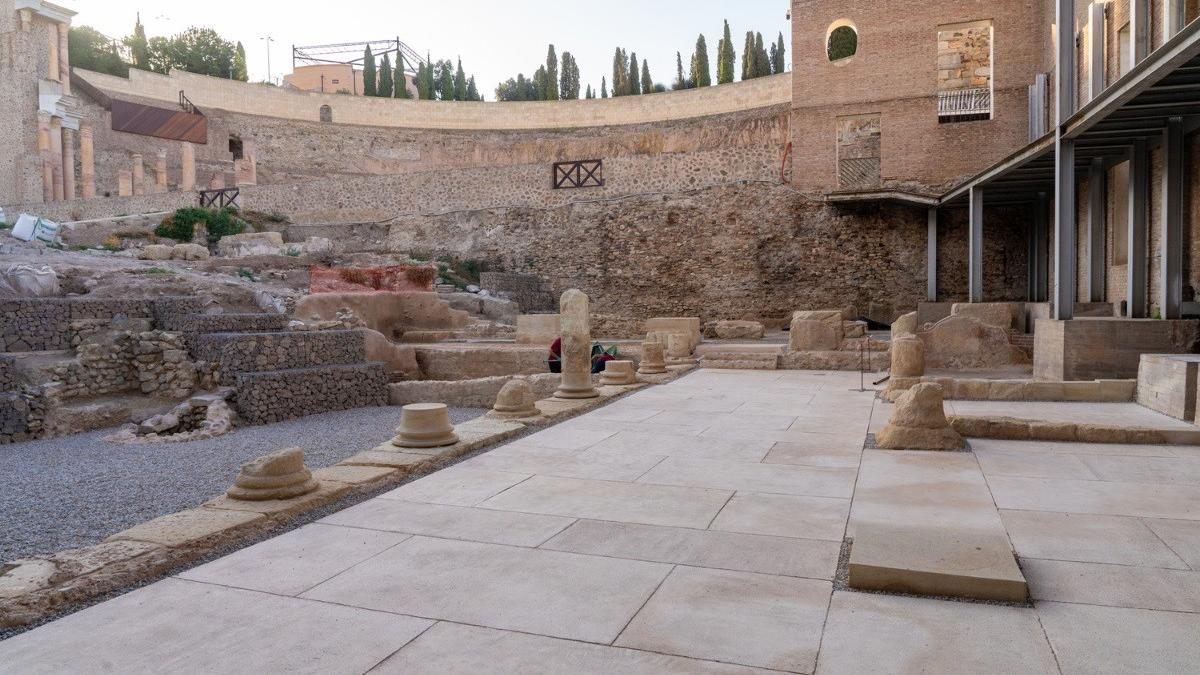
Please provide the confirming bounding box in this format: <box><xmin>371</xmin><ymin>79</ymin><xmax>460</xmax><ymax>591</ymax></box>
<box><xmin>554</xmin><ymin>290</ymin><xmax>599</xmax><ymax>400</ymax></box>
<box><xmin>391</xmin><ymin>373</ymin><xmax>559</xmax><ymax>408</ymax></box>
<box><xmin>876</xmin><ymin>383</ymin><xmax>964</xmax><ymax>450</ymax></box>
<box><xmin>515</xmin><ymin>314</ymin><xmax>560</xmax><ymax>345</ymax></box>
<box><xmin>295</xmin><ymin>292</ymin><xmax>470</xmax><ymax>339</ymax></box>
<box><xmin>919</xmin><ymin>315</ymin><xmax>1029</xmax><ymax>370</ymax></box>
<box><xmin>227</xmin><ymin>448</ymin><xmax>320</xmax><ymax>501</ymax></box>
<box><xmin>136</xmin><ymin>244</ymin><xmax>173</xmax><ymax>261</ymax></box>
<box><xmin>215</xmin><ymin>232</ymin><xmax>284</xmax><ymax>257</ymax></box>
<box><xmin>599</xmin><ymin>360</ymin><xmax>637</xmax><ymax>386</ymax></box>
<box><xmin>1035</xmin><ymin>319</ymin><xmax>1200</xmax><ymax>382</ymax></box>
<box><xmin>890</xmin><ymin>336</ymin><xmax>925</xmax><ymax>378</ymax></box>
<box><xmin>789</xmin><ymin>317</ymin><xmax>842</xmax><ymax>351</ymax></box>
<box><xmin>712</xmin><ymin>320</ymin><xmax>765</xmax><ymax>340</ymax></box>
<box><xmin>951</xmin><ymin>302</ymin><xmax>1024</xmax><ymax>332</ymax></box>
<box><xmin>645</xmin><ymin>317</ymin><xmax>702</xmax><ymax>353</ymax></box>
<box><xmin>1136</xmin><ymin>355</ymin><xmax>1200</xmax><ymax>422</ymax></box>
<box><xmin>488</xmin><ymin>379</ymin><xmax>541</xmax><ymax>420</ymax></box>
<box><xmin>891</xmin><ymin>312</ymin><xmax>918</xmax><ymax>340</ymax></box>
<box><xmin>171</xmin><ymin>243</ymin><xmax>209</xmax><ymax>261</ymax></box>
<box><xmin>637</xmin><ymin>341</ymin><xmax>668</xmax><ymax>374</ymax></box>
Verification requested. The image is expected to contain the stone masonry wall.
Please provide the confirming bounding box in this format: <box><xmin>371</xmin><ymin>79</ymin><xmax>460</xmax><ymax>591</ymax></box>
<box><xmin>50</xmin><ymin>331</ymin><xmax>203</xmax><ymax>400</ymax></box>
<box><xmin>0</xmin><ymin>297</ymin><xmax>204</xmax><ymax>352</ymax></box>
<box><xmin>478</xmin><ymin>273</ymin><xmax>556</xmax><ymax>313</ymax></box>
<box><xmin>234</xmin><ymin>362</ymin><xmax>388</xmax><ymax>425</ymax></box>
<box><xmin>189</xmin><ymin>329</ymin><xmax>367</xmax><ymax>385</ymax></box>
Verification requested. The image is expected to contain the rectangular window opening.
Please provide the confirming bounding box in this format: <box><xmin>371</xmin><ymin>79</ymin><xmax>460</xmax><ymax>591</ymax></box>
<box><xmin>937</xmin><ymin>20</ymin><xmax>994</xmax><ymax>123</ymax></box>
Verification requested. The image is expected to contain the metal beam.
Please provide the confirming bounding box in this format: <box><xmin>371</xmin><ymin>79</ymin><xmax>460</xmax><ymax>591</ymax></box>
<box><xmin>1161</xmin><ymin>117</ymin><xmax>1184</xmax><ymax>318</ymax></box>
<box><xmin>1087</xmin><ymin>158</ymin><xmax>1107</xmax><ymax>302</ymax></box>
<box><xmin>1054</xmin><ymin>0</ymin><xmax>1077</xmax><ymax>320</ymax></box>
<box><xmin>969</xmin><ymin>187</ymin><xmax>984</xmax><ymax>303</ymax></box>
<box><xmin>927</xmin><ymin>209</ymin><xmax>938</xmax><ymax>302</ymax></box>
<box><xmin>1165</xmin><ymin>0</ymin><xmax>1186</xmax><ymax>40</ymax></box>
<box><xmin>1128</xmin><ymin>138</ymin><xmax>1149</xmax><ymax>317</ymax></box>
<box><xmin>1036</xmin><ymin>193</ymin><xmax>1050</xmax><ymax>302</ymax></box>
<box><xmin>1089</xmin><ymin>3</ymin><xmax>1106</xmax><ymax>102</ymax></box>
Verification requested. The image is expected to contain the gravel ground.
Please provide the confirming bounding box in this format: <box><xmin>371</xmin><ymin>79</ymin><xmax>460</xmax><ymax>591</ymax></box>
<box><xmin>0</xmin><ymin>406</ymin><xmax>487</xmax><ymax>562</ymax></box>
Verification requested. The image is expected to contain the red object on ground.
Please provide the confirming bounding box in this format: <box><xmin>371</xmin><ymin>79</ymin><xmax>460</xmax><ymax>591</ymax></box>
<box><xmin>309</xmin><ymin>265</ymin><xmax>436</xmax><ymax>294</ymax></box>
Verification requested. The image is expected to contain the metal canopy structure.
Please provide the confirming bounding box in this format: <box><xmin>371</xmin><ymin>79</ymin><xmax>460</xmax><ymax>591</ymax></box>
<box><xmin>941</xmin><ymin>21</ymin><xmax>1200</xmax><ymax>208</ymax></box>
<box><xmin>292</xmin><ymin>38</ymin><xmax>425</xmax><ymax>75</ymax></box>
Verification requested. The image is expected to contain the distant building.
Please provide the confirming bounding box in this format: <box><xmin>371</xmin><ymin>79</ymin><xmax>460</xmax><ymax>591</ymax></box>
<box><xmin>283</xmin><ymin>63</ymin><xmax>417</xmax><ymax>97</ymax></box>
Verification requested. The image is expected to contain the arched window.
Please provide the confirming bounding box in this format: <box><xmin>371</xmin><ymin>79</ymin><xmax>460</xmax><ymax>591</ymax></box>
<box><xmin>319</xmin><ymin>105</ymin><xmax>333</xmax><ymax>123</ymax></box>
<box><xmin>827</xmin><ymin>22</ymin><xmax>859</xmax><ymax>62</ymax></box>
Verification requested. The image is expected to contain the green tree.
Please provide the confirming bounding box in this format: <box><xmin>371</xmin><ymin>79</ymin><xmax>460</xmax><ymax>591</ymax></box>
<box><xmin>415</xmin><ymin>62</ymin><xmax>427</xmax><ymax>98</ymax></box>
<box><xmin>495</xmin><ymin>73</ymin><xmax>538</xmax><ymax>101</ymax></box>
<box><xmin>362</xmin><ymin>45</ymin><xmax>377</xmax><ymax>96</ymax></box>
<box><xmin>717</xmin><ymin>20</ymin><xmax>736</xmax><ymax>84</ymax></box>
<box><xmin>233</xmin><ymin>41</ymin><xmax>248</xmax><ymax>81</ymax></box>
<box><xmin>69</xmin><ymin>26</ymin><xmax>128</xmax><ymax>77</ymax></box>
<box><xmin>144</xmin><ymin>27</ymin><xmax>237</xmax><ymax>78</ymax></box>
<box><xmin>774</xmin><ymin>32</ymin><xmax>787</xmax><ymax>74</ymax></box>
<box><xmin>560</xmin><ymin>52</ymin><xmax>580</xmax><ymax>99</ymax></box>
<box><xmin>641</xmin><ymin>59</ymin><xmax>652</xmax><ymax>94</ymax></box>
<box><xmin>672</xmin><ymin>51</ymin><xmax>688</xmax><ymax>90</ymax></box>
<box><xmin>741</xmin><ymin>31</ymin><xmax>755</xmax><ymax>80</ymax></box>
<box><xmin>394</xmin><ymin>53</ymin><xmax>411</xmax><ymax>98</ymax></box>
<box><xmin>378</xmin><ymin>53</ymin><xmax>393</xmax><ymax>97</ymax></box>
<box><xmin>828</xmin><ymin>26</ymin><xmax>857</xmax><ymax>61</ymax></box>
<box><xmin>466</xmin><ymin>75</ymin><xmax>479</xmax><ymax>101</ymax></box>
<box><xmin>423</xmin><ymin>53</ymin><xmax>436</xmax><ymax>99</ymax></box>
<box><xmin>543</xmin><ymin>44</ymin><xmax>559</xmax><ymax>101</ymax></box>
<box><xmin>125</xmin><ymin>13</ymin><xmax>149</xmax><ymax>70</ymax></box>
<box><xmin>601</xmin><ymin>76</ymin><xmax>608</xmax><ymax>98</ymax></box>
<box><xmin>754</xmin><ymin>32</ymin><xmax>771</xmax><ymax>77</ymax></box>
<box><xmin>628</xmin><ymin>51</ymin><xmax>640</xmax><ymax>95</ymax></box>
<box><xmin>612</xmin><ymin>47</ymin><xmax>630</xmax><ymax>96</ymax></box>
<box><xmin>585</xmin><ymin>84</ymin><xmax>593</xmax><ymax>99</ymax></box>
<box><xmin>438</xmin><ymin>60</ymin><xmax>454</xmax><ymax>100</ymax></box>
<box><xmin>532</xmin><ymin>65</ymin><xmax>548</xmax><ymax>100</ymax></box>
<box><xmin>454</xmin><ymin>58</ymin><xmax>467</xmax><ymax>100</ymax></box>
<box><xmin>690</xmin><ymin>34</ymin><xmax>711</xmax><ymax>87</ymax></box>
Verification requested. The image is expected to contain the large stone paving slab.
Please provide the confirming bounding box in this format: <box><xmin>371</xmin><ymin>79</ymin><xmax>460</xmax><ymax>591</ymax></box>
<box><xmin>708</xmin><ymin>491</ymin><xmax>850</xmax><ymax>541</ymax></box>
<box><xmin>1000</xmin><ymin>510</ymin><xmax>1190</xmax><ymax>568</ymax></box>
<box><xmin>816</xmin><ymin>591</ymin><xmax>1058</xmax><ymax>674</ymax></box>
<box><xmin>637</xmin><ymin>456</ymin><xmax>857</xmax><ymax>498</ymax></box>
<box><xmin>616</xmin><ymin>566</ymin><xmax>831</xmax><ymax>672</ymax></box>
<box><xmin>318</xmin><ymin>499</ymin><xmax>574</xmax><ymax>547</ymax></box>
<box><xmin>1023</xmin><ymin>558</ymin><xmax>1200</xmax><ymax>612</ymax></box>
<box><xmin>178</xmin><ymin>523</ymin><xmax>410</xmax><ymax>596</ymax></box>
<box><xmin>1143</xmin><ymin>517</ymin><xmax>1200</xmax><ymax>568</ymax></box>
<box><xmin>988</xmin><ymin>475</ymin><xmax>1200</xmax><ymax>520</ymax></box>
<box><xmin>478</xmin><ymin>474</ymin><xmax>732</xmax><ymax>528</ymax></box>
<box><xmin>1038</xmin><ymin>601</ymin><xmax>1200</xmax><ymax>675</ymax></box>
<box><xmin>582</xmin><ymin>429</ymin><xmax>776</xmax><ymax>462</ymax></box>
<box><xmin>379</xmin><ymin>465</ymin><xmax>532</xmax><ymax>507</ymax></box>
<box><xmin>300</xmin><ymin>535</ymin><xmax>670</xmax><ymax>643</ymax></box>
<box><xmin>373</xmin><ymin>622</ymin><xmax>765</xmax><ymax>674</ymax></box>
<box><xmin>541</xmin><ymin>519</ymin><xmax>840</xmax><ymax>579</ymax></box>
<box><xmin>461</xmin><ymin>443</ymin><xmax>668</xmax><ymax>481</ymax></box>
<box><xmin>0</xmin><ymin>578</ymin><xmax>432</xmax><ymax>674</ymax></box>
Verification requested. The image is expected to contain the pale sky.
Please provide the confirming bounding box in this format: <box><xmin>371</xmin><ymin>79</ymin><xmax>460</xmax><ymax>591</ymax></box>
<box><xmin>59</xmin><ymin>0</ymin><xmax>790</xmax><ymax>98</ymax></box>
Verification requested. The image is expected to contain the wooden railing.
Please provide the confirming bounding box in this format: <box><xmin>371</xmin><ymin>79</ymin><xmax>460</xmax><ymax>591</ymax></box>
<box><xmin>552</xmin><ymin>160</ymin><xmax>604</xmax><ymax>189</ymax></box>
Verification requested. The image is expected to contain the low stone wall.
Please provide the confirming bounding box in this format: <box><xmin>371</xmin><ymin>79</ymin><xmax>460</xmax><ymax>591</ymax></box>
<box><xmin>50</xmin><ymin>331</ymin><xmax>204</xmax><ymax>400</ymax></box>
<box><xmin>413</xmin><ymin>345</ymin><xmax>548</xmax><ymax>381</ymax></box>
<box><xmin>388</xmin><ymin>373</ymin><xmax>560</xmax><ymax>408</ymax></box>
<box><xmin>190</xmin><ymin>330</ymin><xmax>367</xmax><ymax>385</ymax></box>
<box><xmin>479</xmin><ymin>273</ymin><xmax>556</xmax><ymax>313</ymax></box>
<box><xmin>0</xmin><ymin>297</ymin><xmax>205</xmax><ymax>353</ymax></box>
<box><xmin>167</xmin><ymin>312</ymin><xmax>290</xmax><ymax>335</ymax></box>
<box><xmin>0</xmin><ymin>388</ymin><xmax>50</xmax><ymax>445</ymax></box>
<box><xmin>233</xmin><ymin>363</ymin><xmax>389</xmax><ymax>425</ymax></box>
<box><xmin>0</xmin><ymin>354</ymin><xmax>23</xmax><ymax>390</ymax></box>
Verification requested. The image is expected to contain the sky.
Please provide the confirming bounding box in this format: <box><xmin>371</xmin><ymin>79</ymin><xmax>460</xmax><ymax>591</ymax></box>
<box><xmin>58</xmin><ymin>0</ymin><xmax>791</xmax><ymax>98</ymax></box>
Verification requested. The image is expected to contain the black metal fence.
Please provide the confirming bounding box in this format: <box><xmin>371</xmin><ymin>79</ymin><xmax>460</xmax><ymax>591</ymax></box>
<box><xmin>552</xmin><ymin>160</ymin><xmax>604</xmax><ymax>189</ymax></box>
<box><xmin>199</xmin><ymin>187</ymin><xmax>240</xmax><ymax>209</ymax></box>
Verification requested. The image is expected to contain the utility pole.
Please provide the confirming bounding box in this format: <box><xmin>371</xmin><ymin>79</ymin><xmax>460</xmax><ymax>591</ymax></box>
<box><xmin>261</xmin><ymin>36</ymin><xmax>275</xmax><ymax>84</ymax></box>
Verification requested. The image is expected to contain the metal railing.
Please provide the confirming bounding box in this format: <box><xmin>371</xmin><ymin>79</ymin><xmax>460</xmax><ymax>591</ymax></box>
<box><xmin>199</xmin><ymin>187</ymin><xmax>240</xmax><ymax>209</ymax></box>
<box><xmin>178</xmin><ymin>90</ymin><xmax>198</xmax><ymax>115</ymax></box>
<box><xmin>552</xmin><ymin>160</ymin><xmax>604</xmax><ymax>189</ymax></box>
<box><xmin>938</xmin><ymin>87</ymin><xmax>992</xmax><ymax>122</ymax></box>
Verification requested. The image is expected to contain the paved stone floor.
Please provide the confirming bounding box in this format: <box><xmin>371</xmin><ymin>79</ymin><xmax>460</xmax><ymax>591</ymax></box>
<box><xmin>3</xmin><ymin>370</ymin><xmax>1200</xmax><ymax>673</ymax></box>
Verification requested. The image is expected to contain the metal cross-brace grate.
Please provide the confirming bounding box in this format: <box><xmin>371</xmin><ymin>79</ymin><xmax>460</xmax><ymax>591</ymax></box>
<box><xmin>838</xmin><ymin>157</ymin><xmax>881</xmax><ymax>190</ymax></box>
<box><xmin>938</xmin><ymin>87</ymin><xmax>993</xmax><ymax>122</ymax></box>
<box><xmin>199</xmin><ymin>187</ymin><xmax>240</xmax><ymax>209</ymax></box>
<box><xmin>552</xmin><ymin>160</ymin><xmax>604</xmax><ymax>189</ymax></box>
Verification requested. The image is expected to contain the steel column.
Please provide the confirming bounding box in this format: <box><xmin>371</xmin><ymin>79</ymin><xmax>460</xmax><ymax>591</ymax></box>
<box><xmin>1036</xmin><ymin>193</ymin><xmax>1050</xmax><ymax>303</ymax></box>
<box><xmin>1161</xmin><ymin>117</ymin><xmax>1184</xmax><ymax>319</ymax></box>
<box><xmin>1088</xmin><ymin>3</ymin><xmax>1106</xmax><ymax>102</ymax></box>
<box><xmin>1087</xmin><ymin>158</ymin><xmax>1107</xmax><ymax>302</ymax></box>
<box><xmin>1128</xmin><ymin>138</ymin><xmax>1149</xmax><ymax>318</ymax></box>
<box><xmin>1131</xmin><ymin>0</ymin><xmax>1151</xmax><ymax>64</ymax></box>
<box><xmin>1053</xmin><ymin>0</ymin><xmax>1077</xmax><ymax>320</ymax></box>
<box><xmin>969</xmin><ymin>187</ymin><xmax>984</xmax><ymax>303</ymax></box>
<box><xmin>927</xmin><ymin>208</ymin><xmax>938</xmax><ymax>302</ymax></box>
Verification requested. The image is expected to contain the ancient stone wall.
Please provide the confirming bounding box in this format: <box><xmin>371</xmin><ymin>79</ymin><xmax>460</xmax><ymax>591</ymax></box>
<box><xmin>190</xmin><ymin>330</ymin><xmax>367</xmax><ymax>385</ymax></box>
<box><xmin>0</xmin><ymin>297</ymin><xmax>204</xmax><ymax>352</ymax></box>
<box><xmin>478</xmin><ymin>272</ymin><xmax>556</xmax><ymax>313</ymax></box>
<box><xmin>233</xmin><ymin>362</ymin><xmax>388</xmax><ymax>425</ymax></box>
<box><xmin>50</xmin><ymin>331</ymin><xmax>203</xmax><ymax>400</ymax></box>
<box><xmin>164</xmin><ymin>312</ymin><xmax>288</xmax><ymax>335</ymax></box>
<box><xmin>0</xmin><ymin>389</ymin><xmax>49</xmax><ymax>445</ymax></box>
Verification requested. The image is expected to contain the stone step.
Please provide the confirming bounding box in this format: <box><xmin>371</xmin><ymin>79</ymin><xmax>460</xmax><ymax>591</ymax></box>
<box><xmin>848</xmin><ymin>450</ymin><xmax>1027</xmax><ymax>602</ymax></box>
<box><xmin>189</xmin><ymin>330</ymin><xmax>368</xmax><ymax>383</ymax></box>
<box><xmin>700</xmin><ymin>352</ymin><xmax>779</xmax><ymax>370</ymax></box>
<box><xmin>233</xmin><ymin>362</ymin><xmax>389</xmax><ymax>425</ymax></box>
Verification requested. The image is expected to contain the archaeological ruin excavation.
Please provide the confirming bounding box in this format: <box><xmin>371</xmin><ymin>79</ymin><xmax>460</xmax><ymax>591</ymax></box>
<box><xmin>3</xmin><ymin>0</ymin><xmax>1200</xmax><ymax>671</ymax></box>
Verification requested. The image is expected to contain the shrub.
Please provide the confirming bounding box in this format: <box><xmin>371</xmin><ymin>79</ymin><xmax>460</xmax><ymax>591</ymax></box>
<box><xmin>154</xmin><ymin>207</ymin><xmax>246</xmax><ymax>245</ymax></box>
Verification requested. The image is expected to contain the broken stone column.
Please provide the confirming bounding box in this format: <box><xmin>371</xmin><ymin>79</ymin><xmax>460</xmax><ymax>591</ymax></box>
<box><xmin>638</xmin><ymin>341</ymin><xmax>668</xmax><ymax>374</ymax></box>
<box><xmin>488</xmin><ymin>379</ymin><xmax>540</xmax><ymax>420</ymax></box>
<box><xmin>391</xmin><ymin>403</ymin><xmax>459</xmax><ymax>448</ymax></box>
<box><xmin>554</xmin><ymin>289</ymin><xmax>599</xmax><ymax>399</ymax></box>
<box><xmin>600</xmin><ymin>360</ymin><xmax>637</xmax><ymax>385</ymax></box>
<box><xmin>227</xmin><ymin>448</ymin><xmax>320</xmax><ymax>501</ymax></box>
<box><xmin>876</xmin><ymin>383</ymin><xmax>965</xmax><ymax>450</ymax></box>
<box><xmin>131</xmin><ymin>154</ymin><xmax>144</xmax><ymax>196</ymax></box>
<box><xmin>49</xmin><ymin>117</ymin><xmax>63</xmax><ymax>201</ymax></box>
<box><xmin>891</xmin><ymin>336</ymin><xmax>925</xmax><ymax>378</ymax></box>
<box><xmin>180</xmin><ymin>142</ymin><xmax>196</xmax><ymax>191</ymax></box>
<box><xmin>891</xmin><ymin>312</ymin><xmax>918</xmax><ymax>341</ymax></box>
<box><xmin>61</xmin><ymin>127</ymin><xmax>75</xmax><ymax>200</ymax></box>
<box><xmin>665</xmin><ymin>333</ymin><xmax>696</xmax><ymax>365</ymax></box>
<box><xmin>79</xmin><ymin>122</ymin><xmax>96</xmax><ymax>198</ymax></box>
<box><xmin>155</xmin><ymin>150</ymin><xmax>168</xmax><ymax>192</ymax></box>
<box><xmin>117</xmin><ymin>170</ymin><xmax>132</xmax><ymax>197</ymax></box>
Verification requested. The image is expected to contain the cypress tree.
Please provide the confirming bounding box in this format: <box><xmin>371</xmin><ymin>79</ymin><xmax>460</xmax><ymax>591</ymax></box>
<box><xmin>127</xmin><ymin>13</ymin><xmax>149</xmax><ymax>70</ymax></box>
<box><xmin>545</xmin><ymin>45</ymin><xmax>559</xmax><ymax>101</ymax></box>
<box><xmin>755</xmin><ymin>32</ymin><xmax>771</xmax><ymax>78</ymax></box>
<box><xmin>717</xmin><ymin>20</ymin><xmax>735</xmax><ymax>84</ymax></box>
<box><xmin>378</xmin><ymin>53</ymin><xmax>393</xmax><ymax>97</ymax></box>
<box><xmin>532</xmin><ymin>65</ymin><xmax>547</xmax><ymax>100</ymax></box>
<box><xmin>560</xmin><ymin>52</ymin><xmax>580</xmax><ymax>99</ymax></box>
<box><xmin>585</xmin><ymin>84</ymin><xmax>593</xmax><ymax>99</ymax></box>
<box><xmin>612</xmin><ymin>48</ymin><xmax>629</xmax><ymax>96</ymax></box>
<box><xmin>415</xmin><ymin>62</ymin><xmax>427</xmax><ymax>99</ymax></box>
<box><xmin>628</xmin><ymin>51</ymin><xmax>640</xmax><ymax>95</ymax></box>
<box><xmin>601</xmin><ymin>77</ymin><xmax>608</xmax><ymax>98</ymax></box>
<box><xmin>454</xmin><ymin>58</ymin><xmax>467</xmax><ymax>100</ymax></box>
<box><xmin>438</xmin><ymin>60</ymin><xmax>454</xmax><ymax>100</ymax></box>
<box><xmin>673</xmin><ymin>51</ymin><xmax>687</xmax><ymax>90</ymax></box>
<box><xmin>641</xmin><ymin>59</ymin><xmax>652</xmax><ymax>94</ymax></box>
<box><xmin>233</xmin><ymin>41</ymin><xmax>248</xmax><ymax>81</ymax></box>
<box><xmin>466</xmin><ymin>75</ymin><xmax>479</xmax><ymax>101</ymax></box>
<box><xmin>741</xmin><ymin>31</ymin><xmax>755</xmax><ymax>80</ymax></box>
<box><xmin>775</xmin><ymin>32</ymin><xmax>787</xmax><ymax>74</ymax></box>
<box><xmin>363</xmin><ymin>45</ymin><xmax>377</xmax><ymax>96</ymax></box>
<box><xmin>395</xmin><ymin>53</ymin><xmax>411</xmax><ymax>98</ymax></box>
<box><xmin>690</xmin><ymin>34</ymin><xmax>711</xmax><ymax>87</ymax></box>
<box><xmin>423</xmin><ymin>52</ymin><xmax>435</xmax><ymax>99</ymax></box>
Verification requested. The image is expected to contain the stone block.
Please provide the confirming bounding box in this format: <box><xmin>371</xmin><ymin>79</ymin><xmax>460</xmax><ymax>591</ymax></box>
<box><xmin>1137</xmin><ymin>355</ymin><xmax>1200</xmax><ymax>421</ymax></box>
<box><xmin>515</xmin><ymin>314</ymin><xmax>560</xmax><ymax>345</ymax></box>
<box><xmin>137</xmin><ymin>244</ymin><xmax>173</xmax><ymax>261</ymax></box>
<box><xmin>215</xmin><ymin>232</ymin><xmax>284</xmax><ymax>258</ymax></box>
<box><xmin>789</xmin><ymin>318</ymin><xmax>842</xmax><ymax>351</ymax></box>
<box><xmin>951</xmin><ymin>302</ymin><xmax>1024</xmax><ymax>332</ymax></box>
<box><xmin>312</xmin><ymin>465</ymin><xmax>398</xmax><ymax>486</ymax></box>
<box><xmin>891</xmin><ymin>311</ymin><xmax>918</xmax><ymax>340</ymax></box>
<box><xmin>106</xmin><ymin>508</ymin><xmax>267</xmax><ymax>548</ymax></box>
<box><xmin>919</xmin><ymin>315</ymin><xmax>1029</xmax><ymax>370</ymax></box>
<box><xmin>849</xmin><ymin>523</ymin><xmax>1028</xmax><ymax>602</ymax></box>
<box><xmin>1034</xmin><ymin>319</ymin><xmax>1200</xmax><ymax>381</ymax></box>
<box><xmin>171</xmin><ymin>243</ymin><xmax>210</xmax><ymax>261</ymax></box>
<box><xmin>645</xmin><ymin>317</ymin><xmax>702</xmax><ymax>352</ymax></box>
<box><xmin>890</xmin><ymin>337</ymin><xmax>924</xmax><ymax>378</ymax></box>
<box><xmin>713</xmin><ymin>320</ymin><xmax>765</xmax><ymax>340</ymax></box>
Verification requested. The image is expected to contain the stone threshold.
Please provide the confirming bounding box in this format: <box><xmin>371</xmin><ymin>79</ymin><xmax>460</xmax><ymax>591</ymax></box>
<box><xmin>949</xmin><ymin>415</ymin><xmax>1200</xmax><ymax>445</ymax></box>
<box><xmin>0</xmin><ymin>371</ymin><xmax>690</xmax><ymax>630</ymax></box>
<box><xmin>889</xmin><ymin>376</ymin><xmax>1135</xmax><ymax>403</ymax></box>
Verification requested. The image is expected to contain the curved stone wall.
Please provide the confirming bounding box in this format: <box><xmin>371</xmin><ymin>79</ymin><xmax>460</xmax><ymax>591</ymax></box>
<box><xmin>74</xmin><ymin>68</ymin><xmax>791</xmax><ymax>130</ymax></box>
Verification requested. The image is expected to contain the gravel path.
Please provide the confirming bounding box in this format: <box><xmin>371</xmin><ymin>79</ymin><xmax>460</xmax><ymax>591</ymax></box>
<box><xmin>0</xmin><ymin>406</ymin><xmax>487</xmax><ymax>562</ymax></box>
